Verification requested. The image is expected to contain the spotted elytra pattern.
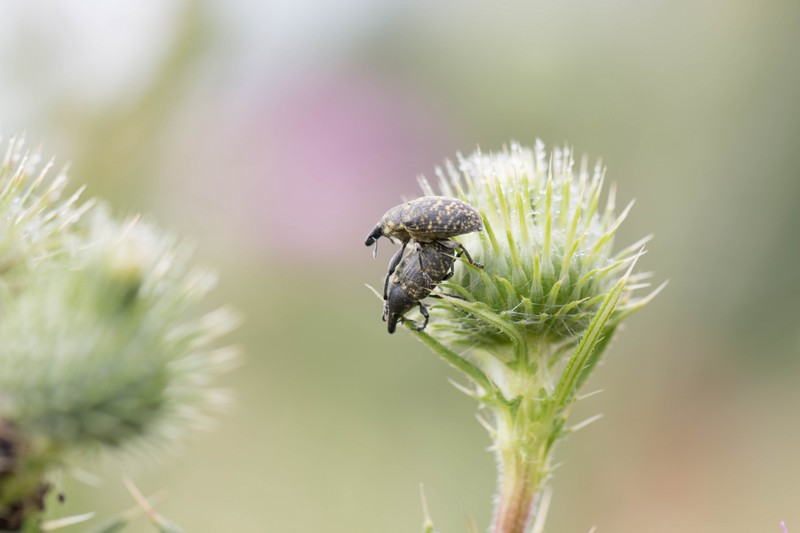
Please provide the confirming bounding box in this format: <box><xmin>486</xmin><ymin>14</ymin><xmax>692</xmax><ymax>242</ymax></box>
<box><xmin>365</xmin><ymin>196</ymin><xmax>483</xmax><ymax>248</ymax></box>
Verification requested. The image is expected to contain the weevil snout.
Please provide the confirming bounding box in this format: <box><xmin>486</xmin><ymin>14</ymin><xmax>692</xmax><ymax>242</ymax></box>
<box><xmin>365</xmin><ymin>225</ymin><xmax>383</xmax><ymax>257</ymax></box>
<box><xmin>383</xmin><ymin>303</ymin><xmax>402</xmax><ymax>334</ymax></box>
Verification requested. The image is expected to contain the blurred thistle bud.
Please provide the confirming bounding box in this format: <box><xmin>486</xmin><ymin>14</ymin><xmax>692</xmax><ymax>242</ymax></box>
<box><xmin>0</xmin><ymin>135</ymin><xmax>239</xmax><ymax>527</ymax></box>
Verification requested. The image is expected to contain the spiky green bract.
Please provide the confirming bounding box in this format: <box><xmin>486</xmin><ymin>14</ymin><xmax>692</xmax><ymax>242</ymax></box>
<box><xmin>413</xmin><ymin>141</ymin><xmax>662</xmax><ymax>533</ymax></box>
<box><xmin>0</xmin><ymin>136</ymin><xmax>238</xmax><ymax>528</ymax></box>
<box><xmin>0</xmin><ymin>136</ymin><xmax>94</xmax><ymax>282</ymax></box>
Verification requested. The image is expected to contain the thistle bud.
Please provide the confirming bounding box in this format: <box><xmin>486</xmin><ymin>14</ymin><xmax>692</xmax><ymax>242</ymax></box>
<box><xmin>420</xmin><ymin>141</ymin><xmax>654</xmax><ymax>351</ymax></box>
<box><xmin>406</xmin><ymin>141</ymin><xmax>663</xmax><ymax>533</ymax></box>
<box><xmin>0</xmin><ymin>135</ymin><xmax>238</xmax><ymax>529</ymax></box>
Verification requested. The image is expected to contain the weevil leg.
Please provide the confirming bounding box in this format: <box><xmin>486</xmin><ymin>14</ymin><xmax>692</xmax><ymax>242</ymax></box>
<box><xmin>383</xmin><ymin>245</ymin><xmax>406</xmax><ymax>299</ymax></box>
<box><xmin>398</xmin><ymin>315</ymin><xmax>416</xmax><ymax>328</ymax></box>
<box><xmin>443</xmin><ymin>252</ymin><xmax>456</xmax><ymax>280</ymax></box>
<box><xmin>451</xmin><ymin>242</ymin><xmax>483</xmax><ymax>269</ymax></box>
<box><xmin>412</xmin><ymin>302</ymin><xmax>430</xmax><ymax>331</ymax></box>
<box><xmin>429</xmin><ymin>291</ymin><xmax>466</xmax><ymax>301</ymax></box>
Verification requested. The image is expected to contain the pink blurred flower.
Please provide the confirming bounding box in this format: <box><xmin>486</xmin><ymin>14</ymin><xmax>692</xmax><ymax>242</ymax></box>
<box><xmin>164</xmin><ymin>71</ymin><xmax>457</xmax><ymax>261</ymax></box>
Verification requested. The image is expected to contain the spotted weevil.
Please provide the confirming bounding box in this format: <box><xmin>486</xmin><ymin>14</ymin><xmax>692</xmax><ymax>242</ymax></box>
<box><xmin>382</xmin><ymin>240</ymin><xmax>463</xmax><ymax>334</ymax></box>
<box><xmin>365</xmin><ymin>196</ymin><xmax>483</xmax><ymax>275</ymax></box>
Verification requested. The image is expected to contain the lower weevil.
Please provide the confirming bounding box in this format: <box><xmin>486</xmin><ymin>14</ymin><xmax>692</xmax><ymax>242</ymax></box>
<box><xmin>383</xmin><ymin>240</ymin><xmax>463</xmax><ymax>334</ymax></box>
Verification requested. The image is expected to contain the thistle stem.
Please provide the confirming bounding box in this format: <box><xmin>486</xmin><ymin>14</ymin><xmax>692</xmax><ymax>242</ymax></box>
<box><xmin>491</xmin><ymin>405</ymin><xmax>548</xmax><ymax>533</ymax></box>
<box><xmin>493</xmin><ymin>456</ymin><xmax>542</xmax><ymax>533</ymax></box>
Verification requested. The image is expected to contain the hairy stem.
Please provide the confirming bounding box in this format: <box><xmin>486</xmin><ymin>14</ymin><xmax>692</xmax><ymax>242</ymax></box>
<box><xmin>490</xmin><ymin>371</ymin><xmax>552</xmax><ymax>533</ymax></box>
<box><xmin>492</xmin><ymin>400</ymin><xmax>548</xmax><ymax>533</ymax></box>
<box><xmin>492</xmin><ymin>450</ymin><xmax>543</xmax><ymax>533</ymax></box>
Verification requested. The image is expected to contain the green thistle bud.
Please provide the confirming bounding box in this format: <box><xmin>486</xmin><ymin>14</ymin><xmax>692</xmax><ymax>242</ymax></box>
<box><xmin>420</xmin><ymin>141</ymin><xmax>652</xmax><ymax>348</ymax></box>
<box><xmin>0</xmin><ymin>206</ymin><xmax>238</xmax><ymax>450</ymax></box>
<box><xmin>0</xmin><ymin>135</ymin><xmax>238</xmax><ymax>529</ymax></box>
<box><xmin>404</xmin><ymin>141</ymin><xmax>663</xmax><ymax>533</ymax></box>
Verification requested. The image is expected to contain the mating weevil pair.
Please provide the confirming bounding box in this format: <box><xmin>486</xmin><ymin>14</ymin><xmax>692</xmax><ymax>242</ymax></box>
<box><xmin>365</xmin><ymin>196</ymin><xmax>484</xmax><ymax>333</ymax></box>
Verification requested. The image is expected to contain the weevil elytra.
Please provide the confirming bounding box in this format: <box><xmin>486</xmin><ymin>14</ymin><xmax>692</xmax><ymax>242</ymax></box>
<box><xmin>364</xmin><ymin>195</ymin><xmax>483</xmax><ymax>255</ymax></box>
<box><xmin>365</xmin><ymin>196</ymin><xmax>483</xmax><ymax>281</ymax></box>
<box><xmin>382</xmin><ymin>240</ymin><xmax>462</xmax><ymax>334</ymax></box>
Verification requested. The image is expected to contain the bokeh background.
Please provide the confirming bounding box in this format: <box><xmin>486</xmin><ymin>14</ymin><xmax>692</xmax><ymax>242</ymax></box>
<box><xmin>2</xmin><ymin>1</ymin><xmax>799</xmax><ymax>531</ymax></box>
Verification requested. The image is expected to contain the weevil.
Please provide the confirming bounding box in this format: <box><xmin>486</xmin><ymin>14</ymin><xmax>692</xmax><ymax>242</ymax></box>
<box><xmin>382</xmin><ymin>240</ymin><xmax>463</xmax><ymax>334</ymax></box>
<box><xmin>365</xmin><ymin>195</ymin><xmax>484</xmax><ymax>274</ymax></box>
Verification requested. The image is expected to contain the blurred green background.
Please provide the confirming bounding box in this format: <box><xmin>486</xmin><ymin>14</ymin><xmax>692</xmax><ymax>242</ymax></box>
<box><xmin>2</xmin><ymin>1</ymin><xmax>799</xmax><ymax>531</ymax></box>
